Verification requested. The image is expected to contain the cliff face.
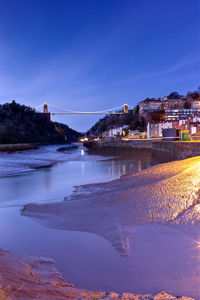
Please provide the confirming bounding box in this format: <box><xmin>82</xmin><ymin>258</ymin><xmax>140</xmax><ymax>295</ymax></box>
<box><xmin>0</xmin><ymin>101</ymin><xmax>81</xmax><ymax>144</ymax></box>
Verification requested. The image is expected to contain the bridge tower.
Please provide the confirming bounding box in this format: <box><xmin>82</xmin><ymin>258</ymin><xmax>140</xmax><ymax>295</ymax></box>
<box><xmin>123</xmin><ymin>104</ymin><xmax>128</xmax><ymax>113</ymax></box>
<box><xmin>43</xmin><ymin>102</ymin><xmax>48</xmax><ymax>113</ymax></box>
<box><xmin>43</xmin><ymin>102</ymin><xmax>51</xmax><ymax>121</ymax></box>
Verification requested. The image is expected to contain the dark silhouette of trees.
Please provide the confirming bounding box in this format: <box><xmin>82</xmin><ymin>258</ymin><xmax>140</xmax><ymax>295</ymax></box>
<box><xmin>184</xmin><ymin>101</ymin><xmax>192</xmax><ymax>109</ymax></box>
<box><xmin>0</xmin><ymin>101</ymin><xmax>81</xmax><ymax>144</ymax></box>
<box><xmin>188</xmin><ymin>92</ymin><xmax>200</xmax><ymax>100</ymax></box>
<box><xmin>187</xmin><ymin>87</ymin><xmax>200</xmax><ymax>100</ymax></box>
<box><xmin>168</xmin><ymin>92</ymin><xmax>180</xmax><ymax>99</ymax></box>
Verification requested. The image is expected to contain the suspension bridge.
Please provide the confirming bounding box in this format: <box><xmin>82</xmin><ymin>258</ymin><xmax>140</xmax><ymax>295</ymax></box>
<box><xmin>35</xmin><ymin>103</ymin><xmax>134</xmax><ymax>116</ymax></box>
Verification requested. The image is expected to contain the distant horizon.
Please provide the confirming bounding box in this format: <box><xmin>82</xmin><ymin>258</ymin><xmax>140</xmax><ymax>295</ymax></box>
<box><xmin>0</xmin><ymin>0</ymin><xmax>199</xmax><ymax>131</ymax></box>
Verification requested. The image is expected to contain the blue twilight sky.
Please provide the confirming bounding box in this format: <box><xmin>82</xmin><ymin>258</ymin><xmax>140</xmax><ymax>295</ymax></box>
<box><xmin>0</xmin><ymin>0</ymin><xmax>199</xmax><ymax>131</ymax></box>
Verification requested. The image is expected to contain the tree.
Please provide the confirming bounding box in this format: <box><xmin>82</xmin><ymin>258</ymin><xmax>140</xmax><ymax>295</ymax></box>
<box><xmin>168</xmin><ymin>92</ymin><xmax>180</xmax><ymax>99</ymax></box>
<box><xmin>0</xmin><ymin>101</ymin><xmax>81</xmax><ymax>144</ymax></box>
<box><xmin>184</xmin><ymin>101</ymin><xmax>191</xmax><ymax>109</ymax></box>
<box><xmin>188</xmin><ymin>92</ymin><xmax>200</xmax><ymax>101</ymax></box>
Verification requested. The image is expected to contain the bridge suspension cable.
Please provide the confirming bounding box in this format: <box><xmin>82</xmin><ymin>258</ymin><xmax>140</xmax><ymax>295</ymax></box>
<box><xmin>35</xmin><ymin>104</ymin><xmax>45</xmax><ymax>109</ymax></box>
<box><xmin>47</xmin><ymin>103</ymin><xmax>126</xmax><ymax>114</ymax></box>
<box><xmin>34</xmin><ymin>103</ymin><xmax>134</xmax><ymax>115</ymax></box>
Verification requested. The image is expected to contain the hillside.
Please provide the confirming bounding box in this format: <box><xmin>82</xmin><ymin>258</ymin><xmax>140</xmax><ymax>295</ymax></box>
<box><xmin>87</xmin><ymin>106</ymin><xmax>145</xmax><ymax>137</ymax></box>
<box><xmin>0</xmin><ymin>101</ymin><xmax>81</xmax><ymax>144</ymax></box>
<box><xmin>87</xmin><ymin>89</ymin><xmax>200</xmax><ymax>138</ymax></box>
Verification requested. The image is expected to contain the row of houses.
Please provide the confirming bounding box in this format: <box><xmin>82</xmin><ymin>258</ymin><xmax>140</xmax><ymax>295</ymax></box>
<box><xmin>139</xmin><ymin>94</ymin><xmax>200</xmax><ymax>140</ymax></box>
<box><xmin>100</xmin><ymin>121</ymin><xmax>200</xmax><ymax>142</ymax></box>
<box><xmin>93</xmin><ymin>93</ymin><xmax>200</xmax><ymax>142</ymax></box>
<box><xmin>100</xmin><ymin>111</ymin><xmax>200</xmax><ymax>142</ymax></box>
<box><xmin>139</xmin><ymin>97</ymin><xmax>200</xmax><ymax>113</ymax></box>
<box><xmin>146</xmin><ymin>111</ymin><xmax>200</xmax><ymax>140</ymax></box>
<box><xmin>147</xmin><ymin>121</ymin><xmax>200</xmax><ymax>140</ymax></box>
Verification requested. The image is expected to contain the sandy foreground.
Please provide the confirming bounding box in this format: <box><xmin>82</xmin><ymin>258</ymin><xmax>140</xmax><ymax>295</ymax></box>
<box><xmin>0</xmin><ymin>248</ymin><xmax>194</xmax><ymax>299</ymax></box>
<box><xmin>22</xmin><ymin>156</ymin><xmax>200</xmax><ymax>255</ymax></box>
<box><xmin>1</xmin><ymin>156</ymin><xmax>200</xmax><ymax>299</ymax></box>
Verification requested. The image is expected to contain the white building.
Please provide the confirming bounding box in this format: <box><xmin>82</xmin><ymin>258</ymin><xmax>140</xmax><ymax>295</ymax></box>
<box><xmin>192</xmin><ymin>100</ymin><xmax>200</xmax><ymax>109</ymax></box>
<box><xmin>190</xmin><ymin>125</ymin><xmax>197</xmax><ymax>135</ymax></box>
<box><xmin>147</xmin><ymin>122</ymin><xmax>164</xmax><ymax>138</ymax></box>
<box><xmin>192</xmin><ymin>117</ymin><xmax>200</xmax><ymax>122</ymax></box>
<box><xmin>139</xmin><ymin>99</ymin><xmax>163</xmax><ymax>113</ymax></box>
<box><xmin>102</xmin><ymin>126</ymin><xmax>127</xmax><ymax>138</ymax></box>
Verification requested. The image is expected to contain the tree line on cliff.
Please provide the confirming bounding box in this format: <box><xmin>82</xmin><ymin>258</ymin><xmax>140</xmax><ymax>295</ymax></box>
<box><xmin>87</xmin><ymin>106</ymin><xmax>145</xmax><ymax>137</ymax></box>
<box><xmin>0</xmin><ymin>101</ymin><xmax>81</xmax><ymax>144</ymax></box>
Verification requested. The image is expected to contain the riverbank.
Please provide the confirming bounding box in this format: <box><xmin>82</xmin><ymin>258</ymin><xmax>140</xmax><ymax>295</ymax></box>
<box><xmin>0</xmin><ymin>143</ymin><xmax>38</xmax><ymax>152</ymax></box>
<box><xmin>0</xmin><ymin>142</ymin><xmax>74</xmax><ymax>153</ymax></box>
<box><xmin>0</xmin><ymin>145</ymin><xmax>67</xmax><ymax>177</ymax></box>
<box><xmin>84</xmin><ymin>140</ymin><xmax>200</xmax><ymax>160</ymax></box>
<box><xmin>0</xmin><ymin>248</ymin><xmax>194</xmax><ymax>299</ymax></box>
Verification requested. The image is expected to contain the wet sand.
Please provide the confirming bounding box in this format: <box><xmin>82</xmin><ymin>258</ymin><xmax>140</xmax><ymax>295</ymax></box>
<box><xmin>0</xmin><ymin>248</ymin><xmax>194</xmax><ymax>299</ymax></box>
<box><xmin>22</xmin><ymin>156</ymin><xmax>200</xmax><ymax>298</ymax></box>
<box><xmin>23</xmin><ymin>156</ymin><xmax>200</xmax><ymax>243</ymax></box>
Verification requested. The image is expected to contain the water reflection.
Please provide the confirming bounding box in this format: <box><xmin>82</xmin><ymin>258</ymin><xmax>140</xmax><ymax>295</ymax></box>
<box><xmin>112</xmin><ymin>160</ymin><xmax>114</xmax><ymax>176</ymax></box>
<box><xmin>81</xmin><ymin>162</ymin><xmax>85</xmax><ymax>176</ymax></box>
<box><xmin>45</xmin><ymin>168</ymin><xmax>51</xmax><ymax>191</ymax></box>
<box><xmin>138</xmin><ymin>160</ymin><xmax>142</xmax><ymax>172</ymax></box>
<box><xmin>0</xmin><ymin>147</ymin><xmax>153</xmax><ymax>208</ymax></box>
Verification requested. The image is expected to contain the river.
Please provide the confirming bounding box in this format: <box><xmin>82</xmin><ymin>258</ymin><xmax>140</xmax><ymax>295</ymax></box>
<box><xmin>0</xmin><ymin>145</ymin><xmax>199</xmax><ymax>298</ymax></box>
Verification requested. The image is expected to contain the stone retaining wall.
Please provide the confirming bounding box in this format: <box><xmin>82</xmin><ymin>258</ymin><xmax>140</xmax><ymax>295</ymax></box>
<box><xmin>152</xmin><ymin>141</ymin><xmax>200</xmax><ymax>159</ymax></box>
<box><xmin>98</xmin><ymin>139</ymin><xmax>154</xmax><ymax>149</ymax></box>
<box><xmin>85</xmin><ymin>140</ymin><xmax>200</xmax><ymax>160</ymax></box>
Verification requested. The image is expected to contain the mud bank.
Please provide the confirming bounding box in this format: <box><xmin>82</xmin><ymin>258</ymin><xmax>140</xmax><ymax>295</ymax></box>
<box><xmin>0</xmin><ymin>144</ymin><xmax>112</xmax><ymax>177</ymax></box>
<box><xmin>21</xmin><ymin>156</ymin><xmax>200</xmax><ymax>297</ymax></box>
<box><xmin>0</xmin><ymin>145</ymin><xmax>71</xmax><ymax>177</ymax></box>
<box><xmin>0</xmin><ymin>248</ymin><xmax>194</xmax><ymax>299</ymax></box>
<box><xmin>0</xmin><ymin>144</ymin><xmax>38</xmax><ymax>152</ymax></box>
<box><xmin>23</xmin><ymin>156</ymin><xmax>200</xmax><ymax>255</ymax></box>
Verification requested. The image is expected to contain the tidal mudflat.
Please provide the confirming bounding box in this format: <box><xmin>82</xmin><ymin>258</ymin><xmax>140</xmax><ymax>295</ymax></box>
<box><xmin>0</xmin><ymin>145</ymin><xmax>199</xmax><ymax>299</ymax></box>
